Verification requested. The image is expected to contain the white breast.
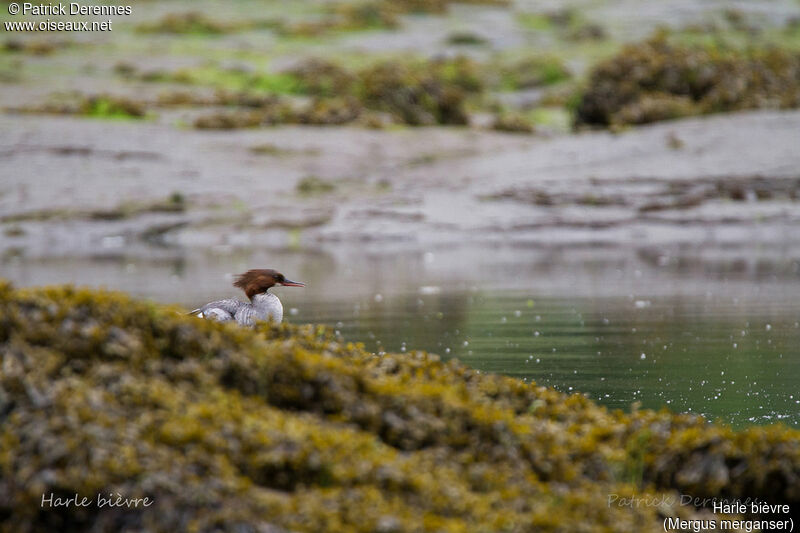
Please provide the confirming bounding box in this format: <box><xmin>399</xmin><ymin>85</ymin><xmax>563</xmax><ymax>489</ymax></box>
<box><xmin>239</xmin><ymin>292</ymin><xmax>283</xmax><ymax>326</ymax></box>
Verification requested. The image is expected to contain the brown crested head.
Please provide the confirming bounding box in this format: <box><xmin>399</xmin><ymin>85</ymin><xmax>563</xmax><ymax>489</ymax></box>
<box><xmin>233</xmin><ymin>269</ymin><xmax>305</xmax><ymax>299</ymax></box>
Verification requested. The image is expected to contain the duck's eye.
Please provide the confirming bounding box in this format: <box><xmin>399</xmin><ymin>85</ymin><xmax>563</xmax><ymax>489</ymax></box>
<box><xmin>276</xmin><ymin>274</ymin><xmax>285</xmax><ymax>283</ymax></box>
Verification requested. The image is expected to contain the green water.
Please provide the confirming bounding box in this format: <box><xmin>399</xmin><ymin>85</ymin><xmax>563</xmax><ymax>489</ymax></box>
<box><xmin>294</xmin><ymin>289</ymin><xmax>800</xmax><ymax>428</ymax></box>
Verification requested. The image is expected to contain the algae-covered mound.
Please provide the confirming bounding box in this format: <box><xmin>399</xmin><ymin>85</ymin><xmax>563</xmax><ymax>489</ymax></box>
<box><xmin>575</xmin><ymin>36</ymin><xmax>800</xmax><ymax>127</ymax></box>
<box><xmin>1</xmin><ymin>281</ymin><xmax>799</xmax><ymax>532</ymax></box>
<box><xmin>358</xmin><ymin>58</ymin><xmax>480</xmax><ymax>125</ymax></box>
<box><xmin>187</xmin><ymin>57</ymin><xmax>481</xmax><ymax>129</ymax></box>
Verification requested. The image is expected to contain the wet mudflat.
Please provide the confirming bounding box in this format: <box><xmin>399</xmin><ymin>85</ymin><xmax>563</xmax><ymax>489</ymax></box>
<box><xmin>2</xmin><ymin>110</ymin><xmax>799</xmax><ymax>256</ymax></box>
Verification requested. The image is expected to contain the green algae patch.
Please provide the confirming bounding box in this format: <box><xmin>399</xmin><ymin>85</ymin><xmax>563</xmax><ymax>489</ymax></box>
<box><xmin>119</xmin><ymin>63</ymin><xmax>307</xmax><ymax>97</ymax></box>
<box><xmin>446</xmin><ymin>31</ymin><xmax>488</xmax><ymax>46</ymax></box>
<box><xmin>190</xmin><ymin>57</ymin><xmax>482</xmax><ymax>129</ymax></box>
<box><xmin>491</xmin><ymin>113</ymin><xmax>535</xmax><ymax>134</ymax></box>
<box><xmin>517</xmin><ymin>8</ymin><xmax>606</xmax><ymax>43</ymax></box>
<box><xmin>10</xmin><ymin>93</ymin><xmax>147</xmax><ymax>119</ymax></box>
<box><xmin>1</xmin><ymin>282</ymin><xmax>799</xmax><ymax>532</ymax></box>
<box><xmin>575</xmin><ymin>36</ymin><xmax>800</xmax><ymax>128</ymax></box>
<box><xmin>494</xmin><ymin>56</ymin><xmax>572</xmax><ymax>90</ymax></box>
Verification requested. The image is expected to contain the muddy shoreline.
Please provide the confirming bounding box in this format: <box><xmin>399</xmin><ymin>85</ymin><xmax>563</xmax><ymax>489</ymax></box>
<box><xmin>2</xmin><ymin>0</ymin><xmax>799</xmax><ymax>274</ymax></box>
<box><xmin>2</xmin><ymin>110</ymin><xmax>799</xmax><ymax>262</ymax></box>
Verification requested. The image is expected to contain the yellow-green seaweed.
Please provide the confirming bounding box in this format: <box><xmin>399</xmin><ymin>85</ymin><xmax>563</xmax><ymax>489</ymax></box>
<box><xmin>575</xmin><ymin>36</ymin><xmax>800</xmax><ymax>127</ymax></box>
<box><xmin>0</xmin><ymin>281</ymin><xmax>798</xmax><ymax>532</ymax></box>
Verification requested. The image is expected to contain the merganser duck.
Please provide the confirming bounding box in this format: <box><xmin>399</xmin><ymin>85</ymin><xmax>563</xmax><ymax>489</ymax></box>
<box><xmin>190</xmin><ymin>269</ymin><xmax>304</xmax><ymax>326</ymax></box>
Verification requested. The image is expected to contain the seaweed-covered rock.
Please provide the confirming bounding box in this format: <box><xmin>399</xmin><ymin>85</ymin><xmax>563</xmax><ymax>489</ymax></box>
<box><xmin>296</xmin><ymin>97</ymin><xmax>364</xmax><ymax>125</ymax></box>
<box><xmin>331</xmin><ymin>1</ymin><xmax>400</xmax><ymax>30</ymax></box>
<box><xmin>272</xmin><ymin>2</ymin><xmax>399</xmax><ymax>37</ymax></box>
<box><xmin>1</xmin><ymin>281</ymin><xmax>798</xmax><ymax>532</ymax></box>
<box><xmin>137</xmin><ymin>12</ymin><xmax>230</xmax><ymax>34</ymax></box>
<box><xmin>284</xmin><ymin>58</ymin><xmax>358</xmax><ymax>97</ymax></box>
<box><xmin>358</xmin><ymin>59</ymin><xmax>476</xmax><ymax>125</ymax></box>
<box><xmin>193</xmin><ymin>97</ymin><xmax>294</xmax><ymax>129</ymax></box>
<box><xmin>2</xmin><ymin>38</ymin><xmax>59</xmax><ymax>55</ymax></box>
<box><xmin>613</xmin><ymin>93</ymin><xmax>699</xmax><ymax>125</ymax></box>
<box><xmin>174</xmin><ymin>57</ymin><xmax>484</xmax><ymax>128</ymax></box>
<box><xmin>392</xmin><ymin>0</ymin><xmax>508</xmax><ymax>14</ymax></box>
<box><xmin>575</xmin><ymin>37</ymin><xmax>800</xmax><ymax>127</ymax></box>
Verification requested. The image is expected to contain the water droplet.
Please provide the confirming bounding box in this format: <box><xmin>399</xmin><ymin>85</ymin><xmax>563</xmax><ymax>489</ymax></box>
<box><xmin>419</xmin><ymin>286</ymin><xmax>441</xmax><ymax>295</ymax></box>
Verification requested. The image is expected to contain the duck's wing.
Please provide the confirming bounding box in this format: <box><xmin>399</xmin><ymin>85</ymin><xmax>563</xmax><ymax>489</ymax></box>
<box><xmin>234</xmin><ymin>305</ymin><xmax>256</xmax><ymax>327</ymax></box>
<box><xmin>189</xmin><ymin>299</ymin><xmax>242</xmax><ymax>322</ymax></box>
